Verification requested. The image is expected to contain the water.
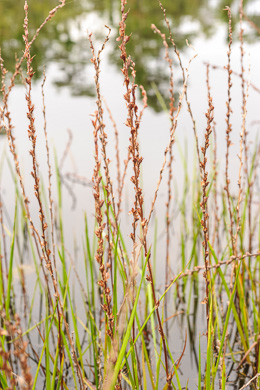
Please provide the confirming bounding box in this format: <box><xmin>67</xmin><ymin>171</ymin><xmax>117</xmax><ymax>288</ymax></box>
<box><xmin>1</xmin><ymin>0</ymin><xmax>260</xmax><ymax>388</ymax></box>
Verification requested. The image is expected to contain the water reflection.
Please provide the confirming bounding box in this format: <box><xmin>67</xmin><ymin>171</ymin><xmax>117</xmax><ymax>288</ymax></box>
<box><xmin>0</xmin><ymin>0</ymin><xmax>259</xmax><ymax>110</ymax></box>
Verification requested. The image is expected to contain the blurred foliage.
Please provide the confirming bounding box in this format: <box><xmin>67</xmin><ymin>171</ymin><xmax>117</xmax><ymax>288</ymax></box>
<box><xmin>107</xmin><ymin>0</ymin><xmax>212</xmax><ymax>111</ymax></box>
<box><xmin>0</xmin><ymin>0</ymin><xmax>259</xmax><ymax>111</ymax></box>
<box><xmin>0</xmin><ymin>0</ymin><xmax>93</xmax><ymax>95</ymax></box>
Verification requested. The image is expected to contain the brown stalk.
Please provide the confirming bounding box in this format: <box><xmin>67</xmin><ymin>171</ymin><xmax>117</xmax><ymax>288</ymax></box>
<box><xmin>234</xmin><ymin>63</ymin><xmax>250</xmax><ymax>255</ymax></box>
<box><xmin>151</xmin><ymin>23</ymin><xmax>176</xmax><ymax>340</ymax></box>
<box><xmin>200</xmin><ymin>64</ymin><xmax>214</xmax><ymax>329</ymax></box>
<box><xmin>206</xmin><ymin>63</ymin><xmax>260</xmax><ymax>95</ymax></box>
<box><xmin>102</xmin><ymin>97</ymin><xmax>134</xmax><ymax>287</ymax></box>
<box><xmin>91</xmin><ymin>107</ymin><xmax>120</xmax><ymax>389</ymax></box>
<box><xmin>0</xmin><ymin>35</ymin><xmax>52</xmax><ymax>313</ymax></box>
<box><xmin>23</xmin><ymin>0</ymin><xmax>58</xmax><ymax>340</ymax></box>
<box><xmin>224</xmin><ymin>7</ymin><xmax>236</xmax><ymax>256</ymax></box>
<box><xmin>143</xmin><ymin>33</ymin><xmax>197</xmax><ymax>361</ymax></box>
<box><xmin>19</xmin><ymin>3</ymin><xmax>84</xmax><ymax>387</ymax></box>
<box><xmin>1</xmin><ymin>52</ymin><xmax>56</xmax><ymax>378</ymax></box>
<box><xmin>117</xmin><ymin>5</ymin><xmax>146</xmax><ymax>385</ymax></box>
<box><xmin>41</xmin><ymin>70</ymin><xmax>57</xmax><ymax>280</ymax></box>
<box><xmin>104</xmin><ymin>244</ymin><xmax>142</xmax><ymax>390</ymax></box>
<box><xmin>1</xmin><ymin>1</ymin><xmax>85</xmax><ymax>387</ymax></box>
<box><xmin>116</xmin><ymin>86</ymin><xmax>147</xmax><ymax>222</ymax></box>
<box><xmin>88</xmin><ymin>29</ymin><xmax>116</xmax><ymax>345</ymax></box>
<box><xmin>24</xmin><ymin>7</ymin><xmax>72</xmax><ymax>389</ymax></box>
<box><xmin>0</xmin><ymin>1</ymin><xmax>66</xmax><ymax>295</ymax></box>
<box><xmin>87</xmin><ymin>28</ymin><xmax>123</xmax><ymax>302</ymax></box>
<box><xmin>239</xmin><ymin>0</ymin><xmax>249</xmax><ymax>182</ymax></box>
<box><xmin>117</xmin><ymin>1</ymin><xmax>173</xmax><ymax>387</ymax></box>
<box><xmin>41</xmin><ymin>67</ymin><xmax>65</xmax><ymax>387</ymax></box>
<box><xmin>0</xmin><ymin>313</ymin><xmax>33</xmax><ymax>390</ymax></box>
<box><xmin>4</xmin><ymin>0</ymin><xmax>66</xmax><ymax>106</ymax></box>
<box><xmin>238</xmin><ymin>373</ymin><xmax>260</xmax><ymax>390</ymax></box>
<box><xmin>147</xmin><ymin>52</ymin><xmax>195</xmax><ymax>227</ymax></box>
<box><xmin>90</xmin><ymin>93</ymin><xmax>121</xmax><ymax>390</ymax></box>
<box><xmin>117</xmin><ymin>1</ymin><xmax>143</xmax><ymax>248</ymax></box>
<box><xmin>158</xmin><ymin>0</ymin><xmax>201</xmax><ymax>175</ymax></box>
<box><xmin>210</xmin><ymin>103</ymin><xmax>220</xmax><ymax>253</ymax></box>
<box><xmin>91</xmin><ymin>110</ymin><xmax>114</xmax><ymax>338</ymax></box>
<box><xmin>170</xmin><ymin>250</ymin><xmax>260</xmax><ymax>280</ymax></box>
<box><xmin>237</xmin><ymin>0</ymin><xmax>253</xmax><ymax>258</ymax></box>
<box><xmin>238</xmin><ymin>334</ymin><xmax>260</xmax><ymax>369</ymax></box>
<box><xmin>103</xmin><ymin>97</ymin><xmax>121</xmax><ymax>209</ymax></box>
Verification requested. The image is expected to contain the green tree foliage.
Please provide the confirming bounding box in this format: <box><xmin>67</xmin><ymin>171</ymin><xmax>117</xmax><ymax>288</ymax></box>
<box><xmin>0</xmin><ymin>0</ymin><xmax>258</xmax><ymax>110</ymax></box>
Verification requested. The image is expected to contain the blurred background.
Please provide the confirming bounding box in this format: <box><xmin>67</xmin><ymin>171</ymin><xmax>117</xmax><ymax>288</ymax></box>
<box><xmin>0</xmin><ymin>1</ymin><xmax>260</xmax><ymax>386</ymax></box>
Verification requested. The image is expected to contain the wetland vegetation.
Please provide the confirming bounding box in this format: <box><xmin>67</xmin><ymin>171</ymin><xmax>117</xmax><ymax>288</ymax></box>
<box><xmin>0</xmin><ymin>0</ymin><xmax>260</xmax><ymax>389</ymax></box>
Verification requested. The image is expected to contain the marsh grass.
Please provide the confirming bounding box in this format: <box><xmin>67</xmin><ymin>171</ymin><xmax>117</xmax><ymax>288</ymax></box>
<box><xmin>0</xmin><ymin>0</ymin><xmax>260</xmax><ymax>389</ymax></box>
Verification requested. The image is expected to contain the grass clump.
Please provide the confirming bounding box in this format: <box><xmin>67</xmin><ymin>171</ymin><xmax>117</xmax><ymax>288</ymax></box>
<box><xmin>0</xmin><ymin>0</ymin><xmax>260</xmax><ymax>389</ymax></box>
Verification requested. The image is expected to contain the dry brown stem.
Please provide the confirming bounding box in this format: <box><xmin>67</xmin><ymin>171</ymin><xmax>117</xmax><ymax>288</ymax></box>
<box><xmin>200</xmin><ymin>64</ymin><xmax>214</xmax><ymax>324</ymax></box>
<box><xmin>172</xmin><ymin>251</ymin><xmax>260</xmax><ymax>280</ymax></box>
<box><xmin>23</xmin><ymin>4</ymin><xmax>84</xmax><ymax>387</ymax></box>
<box><xmin>235</xmin><ymin>64</ymin><xmax>250</xmax><ymax>254</ymax></box>
<box><xmin>206</xmin><ymin>63</ymin><xmax>260</xmax><ymax>95</ymax></box>
<box><xmin>239</xmin><ymin>0</ymin><xmax>249</xmax><ymax>181</ymax></box>
<box><xmin>0</xmin><ymin>3</ymin><xmax>85</xmax><ymax>387</ymax></box>
<box><xmin>238</xmin><ymin>334</ymin><xmax>260</xmax><ymax>369</ymax></box>
<box><xmin>91</xmin><ymin>111</ymin><xmax>114</xmax><ymax>339</ymax></box>
<box><xmin>151</xmin><ymin>23</ymin><xmax>175</xmax><ymax>297</ymax></box>
<box><xmin>158</xmin><ymin>0</ymin><xmax>201</xmax><ymax>175</ymax></box>
<box><xmin>0</xmin><ymin>21</ymin><xmax>52</xmax><ymax>311</ymax></box>
<box><xmin>209</xmin><ymin>86</ymin><xmax>220</xmax><ymax>253</ymax></box>
<box><xmin>224</xmin><ymin>7</ymin><xmax>236</xmax><ymax>255</ymax></box>
<box><xmin>116</xmin><ymin>85</ymin><xmax>147</xmax><ymax>221</ymax></box>
<box><xmin>41</xmin><ymin>69</ymin><xmax>57</xmax><ymax>282</ymax></box>
<box><xmin>238</xmin><ymin>373</ymin><xmax>260</xmax><ymax>390</ymax></box>
<box><xmin>0</xmin><ymin>313</ymin><xmax>33</xmax><ymax>390</ymax></box>
<box><xmin>103</xmin><ymin>97</ymin><xmax>121</xmax><ymax>209</ymax></box>
<box><xmin>88</xmin><ymin>28</ymin><xmax>115</xmax><ymax>343</ymax></box>
<box><xmin>150</xmin><ymin>24</ymin><xmax>176</xmax><ymax>339</ymax></box>
<box><xmin>4</xmin><ymin>0</ymin><xmax>66</xmax><ymax>105</ymax></box>
<box><xmin>23</xmin><ymin>0</ymin><xmax>54</xmax><ymax>301</ymax></box>
<box><xmin>147</xmin><ymin>52</ymin><xmax>195</xmax><ymax>226</ymax></box>
<box><xmin>118</xmin><ymin>1</ymin><xmax>172</xmax><ymax>387</ymax></box>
